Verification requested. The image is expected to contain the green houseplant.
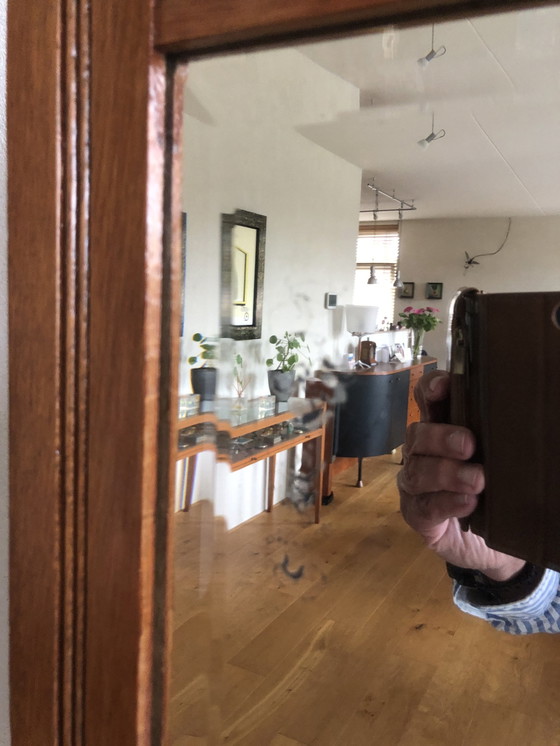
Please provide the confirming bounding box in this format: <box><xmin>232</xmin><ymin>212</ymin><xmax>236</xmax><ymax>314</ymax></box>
<box><xmin>188</xmin><ymin>333</ymin><xmax>219</xmax><ymax>400</ymax></box>
<box><xmin>266</xmin><ymin>331</ymin><xmax>311</xmax><ymax>401</ymax></box>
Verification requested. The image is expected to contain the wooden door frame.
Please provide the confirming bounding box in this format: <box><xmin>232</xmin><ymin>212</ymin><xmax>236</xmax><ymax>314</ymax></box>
<box><xmin>8</xmin><ymin>0</ymin><xmax>543</xmax><ymax>743</ymax></box>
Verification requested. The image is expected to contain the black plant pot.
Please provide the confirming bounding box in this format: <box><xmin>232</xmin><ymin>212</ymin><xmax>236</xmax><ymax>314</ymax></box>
<box><xmin>267</xmin><ymin>369</ymin><xmax>296</xmax><ymax>402</ymax></box>
<box><xmin>190</xmin><ymin>366</ymin><xmax>217</xmax><ymax>401</ymax></box>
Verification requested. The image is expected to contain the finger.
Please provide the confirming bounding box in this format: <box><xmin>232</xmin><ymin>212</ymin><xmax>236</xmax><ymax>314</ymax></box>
<box><xmin>400</xmin><ymin>489</ymin><xmax>478</xmax><ymax>532</ymax></box>
<box><xmin>399</xmin><ymin>454</ymin><xmax>485</xmax><ymax>496</ymax></box>
<box><xmin>404</xmin><ymin>421</ymin><xmax>476</xmax><ymax>461</ymax></box>
<box><xmin>415</xmin><ymin>370</ymin><xmax>450</xmax><ymax>423</ymax></box>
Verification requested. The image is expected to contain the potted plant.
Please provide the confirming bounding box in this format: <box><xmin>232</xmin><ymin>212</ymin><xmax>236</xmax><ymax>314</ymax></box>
<box><xmin>266</xmin><ymin>331</ymin><xmax>311</xmax><ymax>401</ymax></box>
<box><xmin>188</xmin><ymin>332</ymin><xmax>219</xmax><ymax>400</ymax></box>
<box><xmin>398</xmin><ymin>306</ymin><xmax>441</xmax><ymax>359</ymax></box>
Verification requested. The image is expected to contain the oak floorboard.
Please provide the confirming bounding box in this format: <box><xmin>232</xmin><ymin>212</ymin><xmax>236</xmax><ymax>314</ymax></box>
<box><xmin>168</xmin><ymin>455</ymin><xmax>560</xmax><ymax>745</ymax></box>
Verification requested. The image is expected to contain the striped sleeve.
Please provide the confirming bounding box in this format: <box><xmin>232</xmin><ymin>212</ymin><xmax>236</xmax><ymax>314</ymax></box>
<box><xmin>452</xmin><ymin>568</ymin><xmax>560</xmax><ymax>634</ymax></box>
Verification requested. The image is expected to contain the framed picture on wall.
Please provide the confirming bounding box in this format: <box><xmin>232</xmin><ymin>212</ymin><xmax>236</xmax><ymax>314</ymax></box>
<box><xmin>425</xmin><ymin>282</ymin><xmax>443</xmax><ymax>300</ymax></box>
<box><xmin>399</xmin><ymin>282</ymin><xmax>415</xmax><ymax>299</ymax></box>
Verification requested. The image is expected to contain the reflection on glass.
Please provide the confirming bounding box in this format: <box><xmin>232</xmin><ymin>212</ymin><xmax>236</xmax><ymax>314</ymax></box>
<box><xmin>171</xmin><ymin>5</ymin><xmax>560</xmax><ymax>742</ymax></box>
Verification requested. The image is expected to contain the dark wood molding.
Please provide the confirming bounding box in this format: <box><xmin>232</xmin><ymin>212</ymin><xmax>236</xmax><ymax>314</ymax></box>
<box><xmin>9</xmin><ymin>0</ymin><xmax>168</xmax><ymax>742</ymax></box>
<box><xmin>7</xmin><ymin>0</ymin><xmax>546</xmax><ymax>743</ymax></box>
<box><xmin>85</xmin><ymin>2</ymin><xmax>167</xmax><ymax>743</ymax></box>
<box><xmin>154</xmin><ymin>0</ymin><xmax>551</xmax><ymax>54</ymax></box>
<box><xmin>9</xmin><ymin>1</ymin><xmax>70</xmax><ymax>741</ymax></box>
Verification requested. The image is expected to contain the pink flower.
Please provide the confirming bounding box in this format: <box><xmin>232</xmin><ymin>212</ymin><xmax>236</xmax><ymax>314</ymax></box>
<box><xmin>403</xmin><ymin>306</ymin><xmax>413</xmax><ymax>313</ymax></box>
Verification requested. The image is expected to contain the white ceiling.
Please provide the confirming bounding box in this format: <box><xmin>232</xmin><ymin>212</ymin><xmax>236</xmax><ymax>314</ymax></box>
<box><xmin>296</xmin><ymin>5</ymin><xmax>560</xmax><ymax>219</ymax></box>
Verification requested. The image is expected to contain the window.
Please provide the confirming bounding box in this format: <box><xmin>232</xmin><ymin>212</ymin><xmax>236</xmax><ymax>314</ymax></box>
<box><xmin>354</xmin><ymin>222</ymin><xmax>399</xmax><ymax>326</ymax></box>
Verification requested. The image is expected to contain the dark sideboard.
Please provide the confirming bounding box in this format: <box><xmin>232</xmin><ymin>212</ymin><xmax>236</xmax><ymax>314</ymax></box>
<box><xmin>307</xmin><ymin>357</ymin><xmax>437</xmax><ymax>495</ymax></box>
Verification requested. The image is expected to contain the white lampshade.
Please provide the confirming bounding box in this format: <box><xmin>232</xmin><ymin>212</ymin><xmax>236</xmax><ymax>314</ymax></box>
<box><xmin>345</xmin><ymin>304</ymin><xmax>379</xmax><ymax>335</ymax></box>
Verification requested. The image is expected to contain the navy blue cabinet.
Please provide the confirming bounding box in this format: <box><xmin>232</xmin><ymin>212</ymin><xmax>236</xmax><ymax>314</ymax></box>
<box><xmin>308</xmin><ymin>358</ymin><xmax>438</xmax><ymax>493</ymax></box>
<box><xmin>333</xmin><ymin>370</ymin><xmax>410</xmax><ymax>458</ymax></box>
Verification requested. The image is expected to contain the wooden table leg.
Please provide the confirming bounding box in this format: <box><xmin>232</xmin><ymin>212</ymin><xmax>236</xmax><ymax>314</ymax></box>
<box><xmin>267</xmin><ymin>454</ymin><xmax>276</xmax><ymax>512</ymax></box>
<box><xmin>314</xmin><ymin>436</ymin><xmax>323</xmax><ymax>524</ymax></box>
<box><xmin>305</xmin><ymin>378</ymin><xmax>335</xmax><ymax>501</ymax></box>
<box><xmin>179</xmin><ymin>453</ymin><xmax>198</xmax><ymax>512</ymax></box>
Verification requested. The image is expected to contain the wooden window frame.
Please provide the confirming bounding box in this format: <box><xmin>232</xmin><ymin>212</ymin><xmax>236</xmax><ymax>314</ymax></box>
<box><xmin>7</xmin><ymin>0</ymin><xmax>545</xmax><ymax>743</ymax></box>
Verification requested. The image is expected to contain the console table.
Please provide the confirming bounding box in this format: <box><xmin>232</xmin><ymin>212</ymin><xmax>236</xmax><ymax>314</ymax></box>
<box><xmin>176</xmin><ymin>398</ymin><xmax>326</xmax><ymax>523</ymax></box>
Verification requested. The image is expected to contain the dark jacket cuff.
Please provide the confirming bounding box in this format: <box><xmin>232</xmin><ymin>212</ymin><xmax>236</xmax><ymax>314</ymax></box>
<box><xmin>446</xmin><ymin>561</ymin><xmax>546</xmax><ymax>606</ymax></box>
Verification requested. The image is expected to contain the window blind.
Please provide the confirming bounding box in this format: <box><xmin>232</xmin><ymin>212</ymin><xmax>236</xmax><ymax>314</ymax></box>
<box><xmin>354</xmin><ymin>223</ymin><xmax>400</xmax><ymax>324</ymax></box>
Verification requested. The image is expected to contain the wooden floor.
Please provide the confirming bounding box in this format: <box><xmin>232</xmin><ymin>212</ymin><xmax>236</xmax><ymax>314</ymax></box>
<box><xmin>167</xmin><ymin>456</ymin><xmax>560</xmax><ymax>746</ymax></box>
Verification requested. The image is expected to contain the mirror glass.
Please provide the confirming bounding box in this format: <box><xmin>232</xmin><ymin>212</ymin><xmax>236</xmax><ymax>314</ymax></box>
<box><xmin>170</xmin><ymin>5</ymin><xmax>560</xmax><ymax>743</ymax></box>
<box><xmin>221</xmin><ymin>208</ymin><xmax>267</xmax><ymax>340</ymax></box>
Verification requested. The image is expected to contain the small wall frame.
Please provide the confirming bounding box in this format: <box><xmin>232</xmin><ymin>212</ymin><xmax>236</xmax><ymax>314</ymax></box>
<box><xmin>399</xmin><ymin>282</ymin><xmax>415</xmax><ymax>299</ymax></box>
<box><xmin>425</xmin><ymin>282</ymin><xmax>443</xmax><ymax>300</ymax></box>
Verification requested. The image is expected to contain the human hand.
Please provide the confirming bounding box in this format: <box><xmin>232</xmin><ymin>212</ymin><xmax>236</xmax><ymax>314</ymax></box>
<box><xmin>397</xmin><ymin>370</ymin><xmax>525</xmax><ymax>581</ymax></box>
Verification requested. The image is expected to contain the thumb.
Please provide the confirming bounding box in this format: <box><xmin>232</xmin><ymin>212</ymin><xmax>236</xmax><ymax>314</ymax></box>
<box><xmin>415</xmin><ymin>370</ymin><xmax>450</xmax><ymax>423</ymax></box>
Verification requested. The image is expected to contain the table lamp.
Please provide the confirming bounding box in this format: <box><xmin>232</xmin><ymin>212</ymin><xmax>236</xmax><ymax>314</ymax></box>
<box><xmin>345</xmin><ymin>305</ymin><xmax>379</xmax><ymax>368</ymax></box>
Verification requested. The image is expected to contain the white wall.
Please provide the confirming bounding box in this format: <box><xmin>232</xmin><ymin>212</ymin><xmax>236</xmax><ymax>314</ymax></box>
<box><xmin>180</xmin><ymin>49</ymin><xmax>362</xmax><ymax>528</ymax></box>
<box><xmin>181</xmin><ymin>48</ymin><xmax>361</xmax><ymax>397</ymax></box>
<box><xmin>397</xmin><ymin>216</ymin><xmax>560</xmax><ymax>367</ymax></box>
<box><xmin>179</xmin><ymin>47</ymin><xmax>560</xmax><ymax>531</ymax></box>
<box><xmin>0</xmin><ymin>0</ymin><xmax>9</xmax><ymax>740</ymax></box>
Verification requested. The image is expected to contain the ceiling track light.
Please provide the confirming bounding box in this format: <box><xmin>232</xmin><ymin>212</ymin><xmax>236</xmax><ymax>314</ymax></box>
<box><xmin>418</xmin><ymin>112</ymin><xmax>446</xmax><ymax>149</ymax></box>
<box><xmin>359</xmin><ymin>182</ymin><xmax>416</xmax><ymax>218</ymax></box>
<box><xmin>393</xmin><ymin>207</ymin><xmax>404</xmax><ymax>289</ymax></box>
<box><xmin>418</xmin><ymin>24</ymin><xmax>447</xmax><ymax>68</ymax></box>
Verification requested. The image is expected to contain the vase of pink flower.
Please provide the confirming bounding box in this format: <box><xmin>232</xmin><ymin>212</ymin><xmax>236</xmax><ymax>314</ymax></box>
<box><xmin>398</xmin><ymin>306</ymin><xmax>442</xmax><ymax>359</ymax></box>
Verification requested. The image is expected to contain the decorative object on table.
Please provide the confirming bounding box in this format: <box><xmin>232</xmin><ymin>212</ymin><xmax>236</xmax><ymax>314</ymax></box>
<box><xmin>398</xmin><ymin>282</ymin><xmax>415</xmax><ymax>299</ymax></box>
<box><xmin>425</xmin><ymin>282</ymin><xmax>443</xmax><ymax>300</ymax></box>
<box><xmin>188</xmin><ymin>332</ymin><xmax>219</xmax><ymax>400</ymax></box>
<box><xmin>391</xmin><ymin>343</ymin><xmax>407</xmax><ymax>363</ymax></box>
<box><xmin>178</xmin><ymin>393</ymin><xmax>200</xmax><ymax>419</ymax></box>
<box><xmin>345</xmin><ymin>304</ymin><xmax>379</xmax><ymax>368</ymax></box>
<box><xmin>257</xmin><ymin>395</ymin><xmax>276</xmax><ymax>417</ymax></box>
<box><xmin>376</xmin><ymin>344</ymin><xmax>390</xmax><ymax>364</ymax></box>
<box><xmin>398</xmin><ymin>306</ymin><xmax>442</xmax><ymax>360</ymax></box>
<box><xmin>266</xmin><ymin>331</ymin><xmax>311</xmax><ymax>401</ymax></box>
<box><xmin>359</xmin><ymin>339</ymin><xmax>376</xmax><ymax>366</ymax></box>
<box><xmin>232</xmin><ymin>352</ymin><xmax>253</xmax><ymax>410</ymax></box>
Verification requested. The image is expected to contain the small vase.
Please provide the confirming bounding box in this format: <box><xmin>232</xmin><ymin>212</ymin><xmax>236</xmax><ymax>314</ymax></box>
<box><xmin>411</xmin><ymin>329</ymin><xmax>425</xmax><ymax>360</ymax></box>
<box><xmin>231</xmin><ymin>395</ymin><xmax>247</xmax><ymax>412</ymax></box>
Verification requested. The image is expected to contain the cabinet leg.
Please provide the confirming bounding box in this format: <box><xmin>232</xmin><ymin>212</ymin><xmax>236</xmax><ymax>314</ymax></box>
<box><xmin>356</xmin><ymin>457</ymin><xmax>363</xmax><ymax>488</ymax></box>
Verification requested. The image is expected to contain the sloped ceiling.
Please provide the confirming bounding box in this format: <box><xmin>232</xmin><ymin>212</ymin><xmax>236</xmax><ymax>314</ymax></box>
<box><xmin>296</xmin><ymin>5</ymin><xmax>560</xmax><ymax>219</ymax></box>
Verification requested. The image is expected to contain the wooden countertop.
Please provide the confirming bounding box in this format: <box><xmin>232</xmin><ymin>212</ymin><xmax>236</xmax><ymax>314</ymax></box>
<box><xmin>317</xmin><ymin>356</ymin><xmax>437</xmax><ymax>377</ymax></box>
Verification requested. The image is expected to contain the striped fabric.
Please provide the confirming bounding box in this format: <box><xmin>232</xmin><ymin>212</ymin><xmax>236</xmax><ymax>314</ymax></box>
<box><xmin>452</xmin><ymin>569</ymin><xmax>560</xmax><ymax>634</ymax></box>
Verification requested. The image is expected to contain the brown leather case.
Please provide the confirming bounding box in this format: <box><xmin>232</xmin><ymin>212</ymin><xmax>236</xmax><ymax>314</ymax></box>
<box><xmin>449</xmin><ymin>288</ymin><xmax>560</xmax><ymax>572</ymax></box>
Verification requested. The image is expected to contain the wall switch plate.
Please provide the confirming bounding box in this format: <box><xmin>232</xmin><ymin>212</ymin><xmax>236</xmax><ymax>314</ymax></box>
<box><xmin>324</xmin><ymin>292</ymin><xmax>337</xmax><ymax>309</ymax></box>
